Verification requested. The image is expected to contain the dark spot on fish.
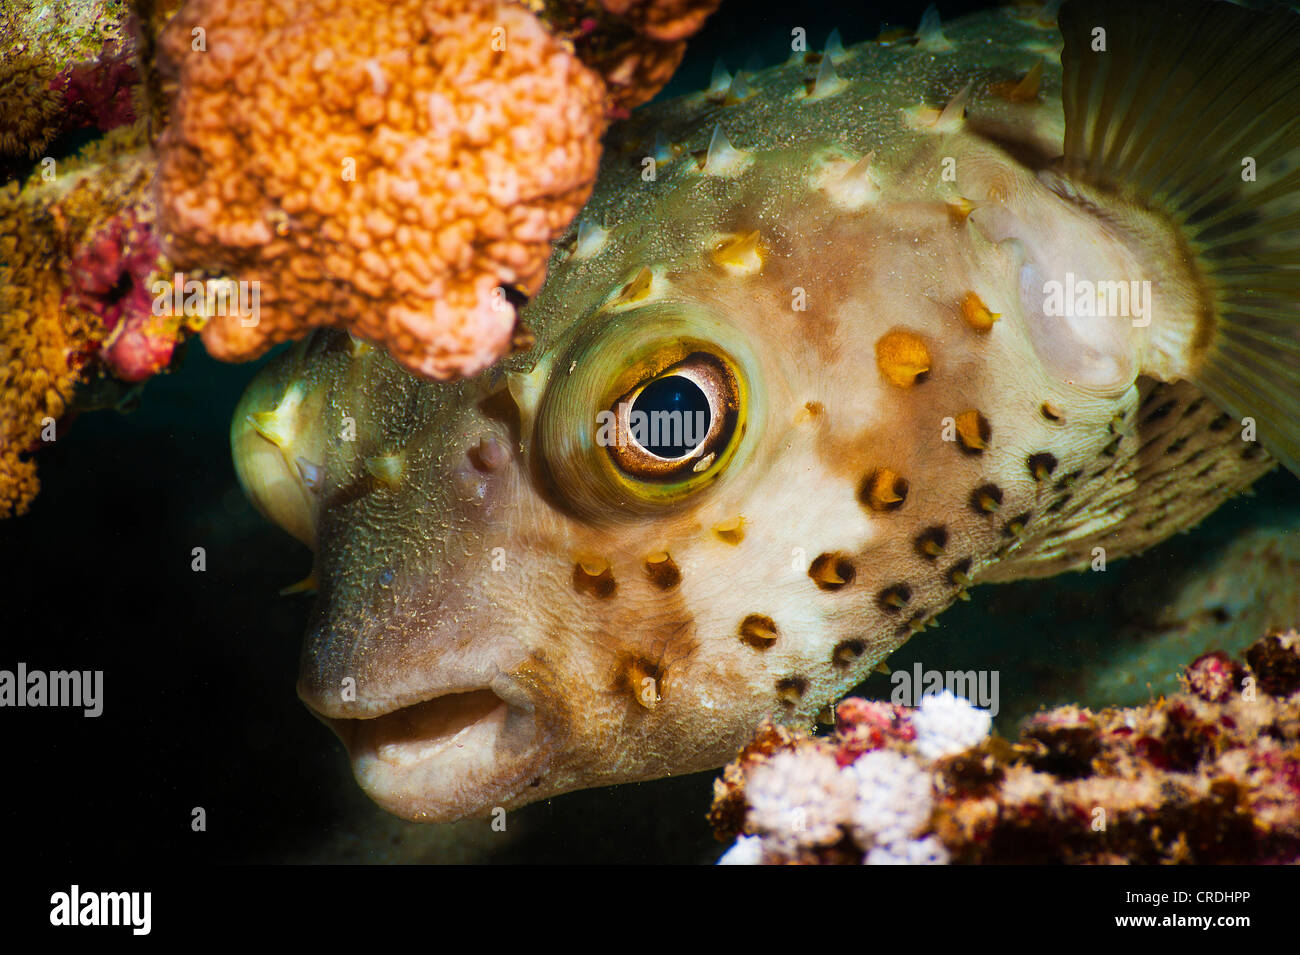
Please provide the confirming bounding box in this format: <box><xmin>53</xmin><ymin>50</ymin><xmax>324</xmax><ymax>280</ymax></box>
<box><xmin>1183</xmin><ymin>397</ymin><xmax>1206</xmax><ymax>417</ymax></box>
<box><xmin>859</xmin><ymin>469</ymin><xmax>909</xmax><ymax>512</ymax></box>
<box><xmin>1141</xmin><ymin>399</ymin><xmax>1178</xmax><ymax>425</ymax></box>
<box><xmin>1053</xmin><ymin>469</ymin><xmax>1083</xmax><ymax>492</ymax></box>
<box><xmin>955</xmin><ymin>410</ymin><xmax>991</xmax><ymax>454</ymax></box>
<box><xmin>877</xmin><ymin>583</ymin><xmax>912</xmax><ymax>612</ymax></box>
<box><xmin>573</xmin><ymin>561</ymin><xmax>616</xmax><ymax>598</ymax></box>
<box><xmin>1002</xmin><ymin>512</ymin><xmax>1031</xmax><ymax>537</ymax></box>
<box><xmin>1101</xmin><ymin>435</ymin><xmax>1122</xmax><ymax>457</ymax></box>
<box><xmin>776</xmin><ymin>676</ymin><xmax>809</xmax><ymax>704</ymax></box>
<box><xmin>970</xmin><ymin>483</ymin><xmax>1003</xmax><ymax>514</ymax></box>
<box><xmin>739</xmin><ymin>614</ymin><xmax>778</xmax><ymax>649</ymax></box>
<box><xmin>1027</xmin><ymin>451</ymin><xmax>1058</xmax><ymax>480</ymax></box>
<box><xmin>1208</xmin><ymin>413</ymin><xmax>1233</xmax><ymax>432</ymax></box>
<box><xmin>620</xmin><ymin>655</ymin><xmax>664</xmax><ymax>708</ymax></box>
<box><xmin>1040</xmin><ymin>402</ymin><xmax>1064</xmax><ymax>423</ymax></box>
<box><xmin>643</xmin><ymin>553</ymin><xmax>681</xmax><ymax>589</ymax></box>
<box><xmin>946</xmin><ymin>558</ymin><xmax>973</xmax><ymax>586</ymax></box>
<box><xmin>914</xmin><ymin>525</ymin><xmax>948</xmax><ymax>560</ymax></box>
<box><xmin>1164</xmin><ymin>436</ymin><xmax>1190</xmax><ymax>456</ymax></box>
<box><xmin>809</xmin><ymin>552</ymin><xmax>856</xmax><ymax>590</ymax></box>
<box><xmin>1046</xmin><ymin>493</ymin><xmax>1072</xmax><ymax>513</ymax></box>
<box><xmin>833</xmin><ymin>639</ymin><xmax>866</xmax><ymax>666</ymax></box>
<box><xmin>1241</xmin><ymin>442</ymin><xmax>1266</xmax><ymax>460</ymax></box>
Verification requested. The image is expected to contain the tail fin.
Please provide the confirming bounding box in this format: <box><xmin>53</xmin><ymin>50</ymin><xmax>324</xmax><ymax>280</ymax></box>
<box><xmin>1058</xmin><ymin>0</ymin><xmax>1300</xmax><ymax>475</ymax></box>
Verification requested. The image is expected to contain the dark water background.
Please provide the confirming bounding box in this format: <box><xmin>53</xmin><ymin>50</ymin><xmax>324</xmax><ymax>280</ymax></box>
<box><xmin>2</xmin><ymin>0</ymin><xmax>1296</xmax><ymax>864</ymax></box>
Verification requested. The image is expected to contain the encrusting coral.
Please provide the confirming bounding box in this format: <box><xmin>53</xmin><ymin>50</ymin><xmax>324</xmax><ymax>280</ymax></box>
<box><xmin>0</xmin><ymin>123</ymin><xmax>185</xmax><ymax>517</ymax></box>
<box><xmin>156</xmin><ymin>0</ymin><xmax>615</xmax><ymax>380</ymax></box>
<box><xmin>0</xmin><ymin>0</ymin><xmax>186</xmax><ymax>517</ymax></box>
<box><xmin>711</xmin><ymin>631</ymin><xmax>1300</xmax><ymax>864</ymax></box>
<box><xmin>0</xmin><ymin>0</ymin><xmax>139</xmax><ymax>173</ymax></box>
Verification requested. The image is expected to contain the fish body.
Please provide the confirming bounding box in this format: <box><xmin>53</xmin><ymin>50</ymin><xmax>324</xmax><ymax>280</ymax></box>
<box><xmin>233</xmin><ymin>1</ymin><xmax>1300</xmax><ymax>821</ymax></box>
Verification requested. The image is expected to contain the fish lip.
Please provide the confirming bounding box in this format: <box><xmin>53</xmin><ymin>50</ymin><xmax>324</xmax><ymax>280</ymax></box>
<box><xmin>301</xmin><ymin>673</ymin><xmax>554</xmax><ymax>822</ymax></box>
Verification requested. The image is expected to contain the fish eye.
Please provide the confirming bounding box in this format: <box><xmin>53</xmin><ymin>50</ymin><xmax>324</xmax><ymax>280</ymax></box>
<box><xmin>606</xmin><ymin>354</ymin><xmax>739</xmax><ymax>481</ymax></box>
<box><xmin>533</xmin><ymin>307</ymin><xmax>761</xmax><ymax>520</ymax></box>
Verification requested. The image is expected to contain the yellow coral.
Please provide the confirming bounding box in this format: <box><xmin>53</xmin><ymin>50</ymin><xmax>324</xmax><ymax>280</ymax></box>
<box><xmin>0</xmin><ymin>53</ymin><xmax>64</xmax><ymax>160</ymax></box>
<box><xmin>0</xmin><ymin>124</ymin><xmax>154</xmax><ymax>518</ymax></box>
<box><xmin>156</xmin><ymin>0</ymin><xmax>610</xmax><ymax>381</ymax></box>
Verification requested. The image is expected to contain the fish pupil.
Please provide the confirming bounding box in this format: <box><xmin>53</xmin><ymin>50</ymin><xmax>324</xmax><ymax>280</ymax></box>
<box><xmin>633</xmin><ymin>375</ymin><xmax>710</xmax><ymax>458</ymax></box>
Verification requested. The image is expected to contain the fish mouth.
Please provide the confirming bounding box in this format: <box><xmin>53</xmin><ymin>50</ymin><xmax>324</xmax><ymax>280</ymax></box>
<box><xmin>304</xmin><ymin>676</ymin><xmax>552</xmax><ymax>822</ymax></box>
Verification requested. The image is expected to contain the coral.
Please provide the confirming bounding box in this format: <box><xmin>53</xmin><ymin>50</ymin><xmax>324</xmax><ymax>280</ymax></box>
<box><xmin>0</xmin><ymin>1</ymin><xmax>139</xmax><ymax>171</ymax></box>
<box><xmin>154</xmin><ymin>0</ymin><xmax>610</xmax><ymax>381</ymax></box>
<box><xmin>910</xmin><ymin>688</ymin><xmax>993</xmax><ymax>759</ymax></box>
<box><xmin>0</xmin><ymin>125</ymin><xmax>176</xmax><ymax>517</ymax></box>
<box><xmin>709</xmin><ymin>693</ymin><xmax>988</xmax><ymax>865</ymax></box>
<box><xmin>743</xmin><ymin>750</ymin><xmax>857</xmax><ymax>857</ymax></box>
<box><xmin>534</xmin><ymin>0</ymin><xmax>723</xmax><ymax>112</ymax></box>
<box><xmin>711</xmin><ymin>632</ymin><xmax>1300</xmax><ymax>864</ymax></box>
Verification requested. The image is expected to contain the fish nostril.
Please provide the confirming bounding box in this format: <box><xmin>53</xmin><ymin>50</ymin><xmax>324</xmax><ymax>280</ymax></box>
<box><xmin>469</xmin><ymin>436</ymin><xmax>509</xmax><ymax>472</ymax></box>
<box><xmin>808</xmin><ymin>553</ymin><xmax>855</xmax><ymax>590</ymax></box>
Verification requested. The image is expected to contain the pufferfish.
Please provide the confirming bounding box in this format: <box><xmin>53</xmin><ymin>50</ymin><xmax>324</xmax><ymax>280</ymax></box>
<box><xmin>231</xmin><ymin>0</ymin><xmax>1300</xmax><ymax>822</ymax></box>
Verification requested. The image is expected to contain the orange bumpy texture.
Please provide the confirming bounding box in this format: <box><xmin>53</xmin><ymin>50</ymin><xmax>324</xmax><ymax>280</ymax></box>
<box><xmin>154</xmin><ymin>0</ymin><xmax>609</xmax><ymax>380</ymax></box>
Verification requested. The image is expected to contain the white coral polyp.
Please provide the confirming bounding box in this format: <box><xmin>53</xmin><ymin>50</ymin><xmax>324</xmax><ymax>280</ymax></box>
<box><xmin>866</xmin><ymin>835</ymin><xmax>951</xmax><ymax>866</ymax></box>
<box><xmin>717</xmin><ymin>835</ymin><xmax>765</xmax><ymax>865</ymax></box>
<box><xmin>912</xmin><ymin>689</ymin><xmax>992</xmax><ymax>759</ymax></box>
<box><xmin>744</xmin><ymin>750</ymin><xmax>856</xmax><ymax>854</ymax></box>
<box><xmin>847</xmin><ymin>749</ymin><xmax>934</xmax><ymax>848</ymax></box>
